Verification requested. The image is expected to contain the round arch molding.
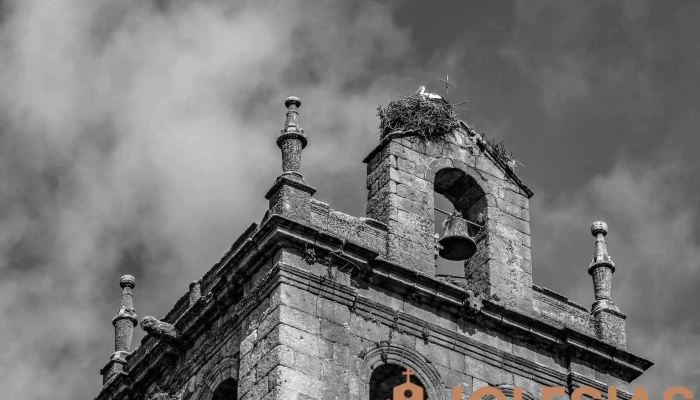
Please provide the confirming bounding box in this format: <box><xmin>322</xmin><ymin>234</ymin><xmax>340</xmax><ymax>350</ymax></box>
<box><xmin>359</xmin><ymin>343</ymin><xmax>448</xmax><ymax>400</ymax></box>
<box><xmin>191</xmin><ymin>356</ymin><xmax>239</xmax><ymax>400</ymax></box>
<box><xmin>425</xmin><ymin>158</ymin><xmax>498</xmax><ymax>210</ymax></box>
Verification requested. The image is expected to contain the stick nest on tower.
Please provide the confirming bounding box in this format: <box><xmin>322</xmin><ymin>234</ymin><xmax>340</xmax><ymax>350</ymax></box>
<box><xmin>377</xmin><ymin>95</ymin><xmax>460</xmax><ymax>141</ymax></box>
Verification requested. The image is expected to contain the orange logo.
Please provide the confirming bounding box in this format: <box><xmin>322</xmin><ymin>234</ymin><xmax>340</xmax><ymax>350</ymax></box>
<box><xmin>392</xmin><ymin>368</ymin><xmax>424</xmax><ymax>400</ymax></box>
<box><xmin>387</xmin><ymin>367</ymin><xmax>693</xmax><ymax>400</ymax></box>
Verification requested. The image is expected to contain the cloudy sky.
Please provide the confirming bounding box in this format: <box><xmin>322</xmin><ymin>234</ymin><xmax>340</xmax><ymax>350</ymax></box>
<box><xmin>0</xmin><ymin>0</ymin><xmax>698</xmax><ymax>399</ymax></box>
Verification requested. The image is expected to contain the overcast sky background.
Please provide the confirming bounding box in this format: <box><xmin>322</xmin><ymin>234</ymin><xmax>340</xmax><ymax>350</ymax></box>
<box><xmin>0</xmin><ymin>0</ymin><xmax>698</xmax><ymax>399</ymax></box>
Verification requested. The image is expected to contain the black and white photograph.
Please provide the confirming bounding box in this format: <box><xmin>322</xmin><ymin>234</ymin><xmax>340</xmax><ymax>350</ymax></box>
<box><xmin>0</xmin><ymin>1</ymin><xmax>697</xmax><ymax>399</ymax></box>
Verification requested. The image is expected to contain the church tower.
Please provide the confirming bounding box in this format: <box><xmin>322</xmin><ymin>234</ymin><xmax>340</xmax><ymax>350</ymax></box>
<box><xmin>95</xmin><ymin>95</ymin><xmax>651</xmax><ymax>400</ymax></box>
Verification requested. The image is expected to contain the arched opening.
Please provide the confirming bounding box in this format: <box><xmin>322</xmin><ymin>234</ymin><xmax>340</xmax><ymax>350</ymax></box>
<box><xmin>369</xmin><ymin>363</ymin><xmax>426</xmax><ymax>400</ymax></box>
<box><xmin>433</xmin><ymin>168</ymin><xmax>487</xmax><ymax>277</ymax></box>
<box><xmin>211</xmin><ymin>378</ymin><xmax>237</xmax><ymax>400</ymax></box>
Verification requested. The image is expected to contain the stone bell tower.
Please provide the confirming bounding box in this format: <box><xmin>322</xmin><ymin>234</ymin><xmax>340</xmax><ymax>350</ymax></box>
<box><xmin>364</xmin><ymin>123</ymin><xmax>534</xmax><ymax>313</ymax></box>
<box><xmin>94</xmin><ymin>95</ymin><xmax>652</xmax><ymax>400</ymax></box>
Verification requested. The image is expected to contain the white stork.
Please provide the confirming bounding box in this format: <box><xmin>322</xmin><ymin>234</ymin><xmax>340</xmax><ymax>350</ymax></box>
<box><xmin>415</xmin><ymin>86</ymin><xmax>448</xmax><ymax>104</ymax></box>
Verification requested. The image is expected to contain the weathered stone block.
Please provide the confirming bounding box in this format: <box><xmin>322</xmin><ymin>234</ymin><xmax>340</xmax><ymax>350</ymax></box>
<box><xmin>238</xmin><ymin>369</ymin><xmax>257</xmax><ymax>397</ymax></box>
<box><xmin>495</xmin><ymin>199</ymin><xmax>530</xmax><ymax>222</ymax></box>
<box><xmin>488</xmin><ymin>208</ymin><xmax>531</xmax><ymax>235</ymax></box>
<box><xmin>389</xmin><ymin>142</ymin><xmax>428</xmax><ymax>166</ymax></box>
<box><xmin>512</xmin><ymin>340</ymin><xmax>566</xmax><ymax>374</ymax></box>
<box><xmin>280</xmin><ymin>286</ymin><xmax>318</xmax><ymax>314</ymax></box>
<box><xmin>436</xmin><ymin>364</ymin><xmax>473</xmax><ymax>395</ymax></box>
<box><xmin>475</xmin><ymin>155</ymin><xmax>507</xmax><ymax>180</ymax></box>
<box><xmin>389</xmin><ymin>168</ymin><xmax>432</xmax><ymax>192</ymax></box>
<box><xmin>502</xmin><ymin>187</ymin><xmax>530</xmax><ymax>208</ymax></box>
<box><xmin>416</xmin><ymin>341</ymin><xmax>451</xmax><ymax>368</ymax></box>
<box><xmin>293</xmin><ymin>351</ymin><xmax>324</xmax><ymax>379</ymax></box>
<box><xmin>396</xmin><ymin>183</ymin><xmax>430</xmax><ymax>204</ymax></box>
<box><xmin>240</xmin><ymin>331</ymin><xmax>258</xmax><ymax>357</ymax></box>
<box><xmin>398</xmin><ymin>157</ymin><xmax>426</xmax><ymax>177</ymax></box>
<box><xmin>465</xmin><ymin>354</ymin><xmax>514</xmax><ymax>385</ymax></box>
<box><xmin>320</xmin><ymin>319</ymin><xmax>351</xmax><ymax>345</ymax></box>
<box><xmin>349</xmin><ymin>313</ymin><xmax>390</xmax><ymax>341</ymax></box>
<box><xmin>273</xmin><ymin>324</ymin><xmax>334</xmax><ymax>359</ymax></box>
<box><xmin>257</xmin><ymin>345</ymin><xmax>295</xmax><ymax>378</ymax></box>
<box><xmin>318</xmin><ymin>298</ymin><xmax>352</xmax><ymax>327</ymax></box>
<box><xmin>269</xmin><ymin>366</ymin><xmax>325</xmax><ymax>399</ymax></box>
<box><xmin>397</xmin><ymin>196</ymin><xmax>425</xmax><ymax>215</ymax></box>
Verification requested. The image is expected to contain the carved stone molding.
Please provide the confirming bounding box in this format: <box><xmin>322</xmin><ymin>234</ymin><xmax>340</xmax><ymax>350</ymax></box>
<box><xmin>462</xmin><ymin>289</ymin><xmax>484</xmax><ymax>317</ymax></box>
<box><xmin>191</xmin><ymin>356</ymin><xmax>239</xmax><ymax>400</ymax></box>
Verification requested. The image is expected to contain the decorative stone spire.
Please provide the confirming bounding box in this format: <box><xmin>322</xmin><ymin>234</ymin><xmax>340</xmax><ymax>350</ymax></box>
<box><xmin>276</xmin><ymin>96</ymin><xmax>308</xmax><ymax>178</ymax></box>
<box><xmin>588</xmin><ymin>221</ymin><xmax>616</xmax><ymax>306</ymax></box>
<box><xmin>264</xmin><ymin>96</ymin><xmax>316</xmax><ymax>223</ymax></box>
<box><xmin>100</xmin><ymin>275</ymin><xmax>138</xmax><ymax>384</ymax></box>
<box><xmin>587</xmin><ymin>221</ymin><xmax>627</xmax><ymax>349</ymax></box>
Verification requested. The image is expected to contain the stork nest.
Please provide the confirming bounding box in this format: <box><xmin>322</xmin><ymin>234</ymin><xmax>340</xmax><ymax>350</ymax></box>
<box><xmin>377</xmin><ymin>95</ymin><xmax>460</xmax><ymax>140</ymax></box>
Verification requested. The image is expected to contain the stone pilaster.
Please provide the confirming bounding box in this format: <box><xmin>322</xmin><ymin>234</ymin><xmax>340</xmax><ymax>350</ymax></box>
<box><xmin>100</xmin><ymin>275</ymin><xmax>138</xmax><ymax>384</ymax></box>
<box><xmin>588</xmin><ymin>221</ymin><xmax>627</xmax><ymax>349</ymax></box>
<box><xmin>266</xmin><ymin>96</ymin><xmax>316</xmax><ymax>224</ymax></box>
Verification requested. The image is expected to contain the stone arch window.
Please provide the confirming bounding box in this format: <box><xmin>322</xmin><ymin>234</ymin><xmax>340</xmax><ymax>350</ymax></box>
<box><xmin>431</xmin><ymin>163</ymin><xmax>489</xmax><ymax>275</ymax></box>
<box><xmin>192</xmin><ymin>356</ymin><xmax>239</xmax><ymax>400</ymax></box>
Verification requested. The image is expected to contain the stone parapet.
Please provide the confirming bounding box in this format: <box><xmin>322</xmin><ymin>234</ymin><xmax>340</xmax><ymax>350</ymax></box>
<box><xmin>532</xmin><ymin>285</ymin><xmax>594</xmax><ymax>335</ymax></box>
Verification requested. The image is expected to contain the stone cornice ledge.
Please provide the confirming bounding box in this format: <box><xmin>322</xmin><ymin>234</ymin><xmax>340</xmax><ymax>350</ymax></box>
<box><xmin>483</xmin><ymin>301</ymin><xmax>652</xmax><ymax>379</ymax></box>
<box><xmin>369</xmin><ymin>257</ymin><xmax>652</xmax><ymax>382</ymax></box>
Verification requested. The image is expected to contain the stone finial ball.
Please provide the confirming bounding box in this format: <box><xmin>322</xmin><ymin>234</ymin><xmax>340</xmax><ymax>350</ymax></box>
<box><xmin>591</xmin><ymin>221</ymin><xmax>608</xmax><ymax>236</ymax></box>
<box><xmin>285</xmin><ymin>96</ymin><xmax>301</xmax><ymax>109</ymax></box>
<box><xmin>120</xmin><ymin>275</ymin><xmax>136</xmax><ymax>289</ymax></box>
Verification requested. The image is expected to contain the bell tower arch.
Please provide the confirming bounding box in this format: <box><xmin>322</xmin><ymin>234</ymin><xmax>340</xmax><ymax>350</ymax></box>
<box><xmin>363</xmin><ymin>130</ymin><xmax>534</xmax><ymax>312</ymax></box>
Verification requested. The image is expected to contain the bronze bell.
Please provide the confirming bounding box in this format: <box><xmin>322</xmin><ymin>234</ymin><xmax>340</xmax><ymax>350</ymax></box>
<box><xmin>437</xmin><ymin>212</ymin><xmax>477</xmax><ymax>261</ymax></box>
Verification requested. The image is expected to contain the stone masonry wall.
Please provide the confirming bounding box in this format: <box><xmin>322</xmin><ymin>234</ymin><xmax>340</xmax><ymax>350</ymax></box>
<box><xmin>236</xmin><ymin>248</ymin><xmax>632</xmax><ymax>400</ymax></box>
